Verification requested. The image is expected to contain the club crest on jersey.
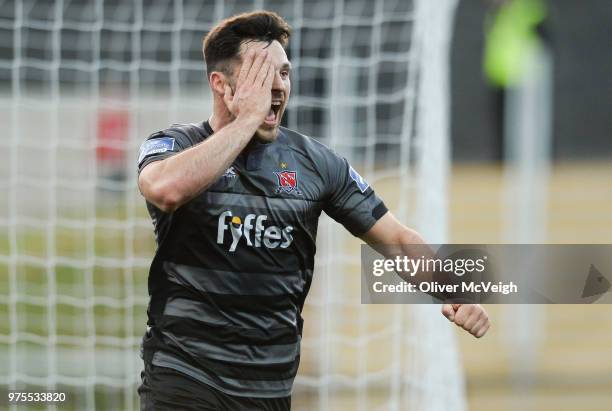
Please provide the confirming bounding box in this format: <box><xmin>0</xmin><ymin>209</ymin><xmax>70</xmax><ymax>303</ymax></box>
<box><xmin>274</xmin><ymin>170</ymin><xmax>302</xmax><ymax>195</ymax></box>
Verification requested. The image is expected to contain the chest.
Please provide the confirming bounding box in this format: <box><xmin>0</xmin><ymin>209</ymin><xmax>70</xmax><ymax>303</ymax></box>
<box><xmin>207</xmin><ymin>145</ymin><xmax>324</xmax><ymax>202</ymax></box>
<box><xmin>179</xmin><ymin>146</ymin><xmax>324</xmax><ymax>250</ymax></box>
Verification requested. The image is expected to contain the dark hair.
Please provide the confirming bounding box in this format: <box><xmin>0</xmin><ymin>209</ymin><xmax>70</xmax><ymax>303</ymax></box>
<box><xmin>203</xmin><ymin>11</ymin><xmax>291</xmax><ymax>76</ymax></box>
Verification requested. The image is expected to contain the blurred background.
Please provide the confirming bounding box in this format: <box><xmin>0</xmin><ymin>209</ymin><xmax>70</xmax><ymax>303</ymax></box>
<box><xmin>451</xmin><ymin>1</ymin><xmax>612</xmax><ymax>410</ymax></box>
<box><xmin>0</xmin><ymin>0</ymin><xmax>610</xmax><ymax>410</ymax></box>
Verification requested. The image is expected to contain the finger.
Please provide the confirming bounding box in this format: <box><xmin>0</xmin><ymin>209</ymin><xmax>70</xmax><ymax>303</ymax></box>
<box><xmin>245</xmin><ymin>50</ymin><xmax>268</xmax><ymax>85</ymax></box>
<box><xmin>223</xmin><ymin>84</ymin><xmax>234</xmax><ymax>108</ymax></box>
<box><xmin>476</xmin><ymin>321</ymin><xmax>490</xmax><ymax>338</ymax></box>
<box><xmin>441</xmin><ymin>304</ymin><xmax>455</xmax><ymax>322</ymax></box>
<box><xmin>263</xmin><ymin>62</ymin><xmax>275</xmax><ymax>89</ymax></box>
<box><xmin>453</xmin><ymin>305</ymin><xmax>472</xmax><ymax>327</ymax></box>
<box><xmin>470</xmin><ymin>317</ymin><xmax>488</xmax><ymax>337</ymax></box>
<box><xmin>255</xmin><ymin>56</ymin><xmax>272</xmax><ymax>86</ymax></box>
<box><xmin>462</xmin><ymin>311</ymin><xmax>482</xmax><ymax>331</ymax></box>
<box><xmin>237</xmin><ymin>49</ymin><xmax>256</xmax><ymax>87</ymax></box>
<box><xmin>452</xmin><ymin>304</ymin><xmax>462</xmax><ymax>311</ymax></box>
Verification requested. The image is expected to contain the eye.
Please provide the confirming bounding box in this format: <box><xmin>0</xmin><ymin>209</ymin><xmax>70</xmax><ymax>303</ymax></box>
<box><xmin>280</xmin><ymin>70</ymin><xmax>290</xmax><ymax>79</ymax></box>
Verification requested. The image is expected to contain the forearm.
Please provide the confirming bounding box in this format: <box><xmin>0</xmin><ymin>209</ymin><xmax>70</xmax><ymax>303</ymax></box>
<box><xmin>391</xmin><ymin>228</ymin><xmax>438</xmax><ymax>285</ymax></box>
<box><xmin>365</xmin><ymin>222</ymin><xmax>444</xmax><ymax>295</ymax></box>
<box><xmin>362</xmin><ymin>213</ymin><xmax>491</xmax><ymax>337</ymax></box>
<box><xmin>139</xmin><ymin>116</ymin><xmax>259</xmax><ymax>212</ymax></box>
<box><xmin>392</xmin><ymin>229</ymin><xmax>465</xmax><ymax>300</ymax></box>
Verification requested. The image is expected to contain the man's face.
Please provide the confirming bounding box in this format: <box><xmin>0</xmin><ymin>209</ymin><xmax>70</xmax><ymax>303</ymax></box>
<box><xmin>229</xmin><ymin>40</ymin><xmax>291</xmax><ymax>142</ymax></box>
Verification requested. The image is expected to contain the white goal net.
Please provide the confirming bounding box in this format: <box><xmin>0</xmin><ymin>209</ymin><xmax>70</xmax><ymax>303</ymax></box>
<box><xmin>0</xmin><ymin>0</ymin><xmax>462</xmax><ymax>410</ymax></box>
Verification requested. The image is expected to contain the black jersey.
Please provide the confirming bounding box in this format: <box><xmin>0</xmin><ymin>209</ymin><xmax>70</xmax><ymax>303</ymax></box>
<box><xmin>137</xmin><ymin>121</ymin><xmax>387</xmax><ymax>398</ymax></box>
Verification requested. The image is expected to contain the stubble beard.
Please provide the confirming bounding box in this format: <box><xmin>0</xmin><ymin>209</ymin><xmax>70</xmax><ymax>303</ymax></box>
<box><xmin>255</xmin><ymin>124</ymin><xmax>280</xmax><ymax>142</ymax></box>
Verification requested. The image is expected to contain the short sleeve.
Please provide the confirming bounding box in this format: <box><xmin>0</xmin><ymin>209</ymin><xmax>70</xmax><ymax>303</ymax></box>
<box><xmin>137</xmin><ymin>130</ymin><xmax>193</xmax><ymax>174</ymax></box>
<box><xmin>322</xmin><ymin>152</ymin><xmax>388</xmax><ymax>237</ymax></box>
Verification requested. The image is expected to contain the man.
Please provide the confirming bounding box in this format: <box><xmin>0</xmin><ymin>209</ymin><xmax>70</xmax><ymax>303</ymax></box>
<box><xmin>137</xmin><ymin>10</ymin><xmax>490</xmax><ymax>411</ymax></box>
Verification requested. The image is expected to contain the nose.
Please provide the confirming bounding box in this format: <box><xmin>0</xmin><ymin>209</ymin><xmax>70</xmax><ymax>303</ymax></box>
<box><xmin>272</xmin><ymin>70</ymin><xmax>286</xmax><ymax>92</ymax></box>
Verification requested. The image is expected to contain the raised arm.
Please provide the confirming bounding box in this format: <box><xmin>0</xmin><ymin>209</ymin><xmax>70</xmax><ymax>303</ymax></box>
<box><xmin>138</xmin><ymin>49</ymin><xmax>275</xmax><ymax>212</ymax></box>
<box><xmin>361</xmin><ymin>212</ymin><xmax>491</xmax><ymax>338</ymax></box>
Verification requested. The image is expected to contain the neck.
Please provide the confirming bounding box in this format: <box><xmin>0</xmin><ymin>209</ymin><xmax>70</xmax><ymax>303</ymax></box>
<box><xmin>207</xmin><ymin>113</ymin><xmax>231</xmax><ymax>134</ymax></box>
<box><xmin>208</xmin><ymin>99</ymin><xmax>235</xmax><ymax>133</ymax></box>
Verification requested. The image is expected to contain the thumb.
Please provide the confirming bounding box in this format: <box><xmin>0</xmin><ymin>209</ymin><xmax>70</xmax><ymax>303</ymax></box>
<box><xmin>223</xmin><ymin>84</ymin><xmax>234</xmax><ymax>108</ymax></box>
<box><xmin>441</xmin><ymin>304</ymin><xmax>456</xmax><ymax>322</ymax></box>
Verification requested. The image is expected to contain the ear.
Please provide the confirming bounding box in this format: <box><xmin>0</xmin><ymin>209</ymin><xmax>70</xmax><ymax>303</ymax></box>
<box><xmin>209</xmin><ymin>71</ymin><xmax>228</xmax><ymax>97</ymax></box>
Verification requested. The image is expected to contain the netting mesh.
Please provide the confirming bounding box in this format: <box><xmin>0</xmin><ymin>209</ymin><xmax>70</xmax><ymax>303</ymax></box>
<box><xmin>0</xmin><ymin>0</ymin><xmax>462</xmax><ymax>409</ymax></box>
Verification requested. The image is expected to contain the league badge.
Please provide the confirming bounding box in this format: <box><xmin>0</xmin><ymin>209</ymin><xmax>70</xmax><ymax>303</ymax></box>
<box><xmin>349</xmin><ymin>166</ymin><xmax>370</xmax><ymax>193</ymax></box>
<box><xmin>138</xmin><ymin>136</ymin><xmax>175</xmax><ymax>165</ymax></box>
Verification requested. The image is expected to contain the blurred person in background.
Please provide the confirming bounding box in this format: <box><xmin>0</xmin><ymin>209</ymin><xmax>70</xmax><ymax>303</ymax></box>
<box><xmin>483</xmin><ymin>0</ymin><xmax>552</xmax><ymax>151</ymax></box>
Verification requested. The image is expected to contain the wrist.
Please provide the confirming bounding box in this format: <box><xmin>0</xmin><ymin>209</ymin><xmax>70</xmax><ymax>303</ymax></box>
<box><xmin>233</xmin><ymin>113</ymin><xmax>262</xmax><ymax>134</ymax></box>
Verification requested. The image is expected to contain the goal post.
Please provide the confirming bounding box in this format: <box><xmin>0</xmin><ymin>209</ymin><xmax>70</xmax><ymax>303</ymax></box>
<box><xmin>0</xmin><ymin>0</ymin><xmax>462</xmax><ymax>409</ymax></box>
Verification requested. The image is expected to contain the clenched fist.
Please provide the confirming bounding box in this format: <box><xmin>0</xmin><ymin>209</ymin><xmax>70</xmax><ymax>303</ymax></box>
<box><xmin>441</xmin><ymin>304</ymin><xmax>490</xmax><ymax>338</ymax></box>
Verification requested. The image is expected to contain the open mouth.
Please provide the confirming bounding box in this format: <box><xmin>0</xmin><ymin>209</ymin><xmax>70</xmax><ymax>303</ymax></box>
<box><xmin>265</xmin><ymin>100</ymin><xmax>282</xmax><ymax>124</ymax></box>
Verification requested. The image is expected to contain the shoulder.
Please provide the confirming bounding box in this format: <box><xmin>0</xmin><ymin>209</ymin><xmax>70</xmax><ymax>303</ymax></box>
<box><xmin>279</xmin><ymin>126</ymin><xmax>341</xmax><ymax>163</ymax></box>
<box><xmin>279</xmin><ymin>127</ymin><xmax>350</xmax><ymax>192</ymax></box>
<box><xmin>144</xmin><ymin>121</ymin><xmax>208</xmax><ymax>147</ymax></box>
<box><xmin>137</xmin><ymin>122</ymin><xmax>209</xmax><ymax>170</ymax></box>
